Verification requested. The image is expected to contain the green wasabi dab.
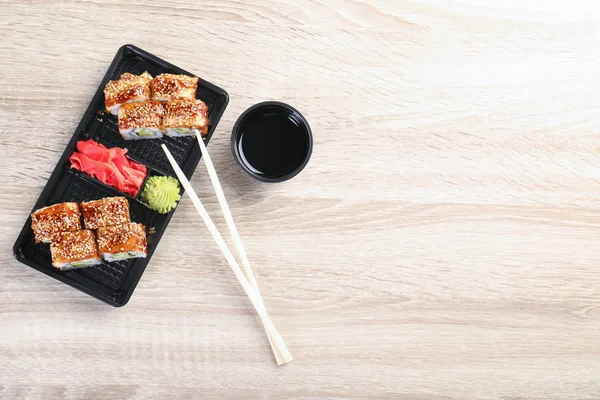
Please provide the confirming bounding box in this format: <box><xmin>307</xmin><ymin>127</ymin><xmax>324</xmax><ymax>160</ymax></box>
<box><xmin>141</xmin><ymin>176</ymin><xmax>181</xmax><ymax>214</ymax></box>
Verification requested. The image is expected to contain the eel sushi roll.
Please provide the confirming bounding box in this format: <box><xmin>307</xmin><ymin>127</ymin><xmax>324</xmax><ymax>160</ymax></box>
<box><xmin>150</xmin><ymin>73</ymin><xmax>198</xmax><ymax>101</ymax></box>
<box><xmin>162</xmin><ymin>99</ymin><xmax>209</xmax><ymax>137</ymax></box>
<box><xmin>104</xmin><ymin>72</ymin><xmax>152</xmax><ymax>115</ymax></box>
<box><xmin>96</xmin><ymin>222</ymin><xmax>147</xmax><ymax>262</ymax></box>
<box><xmin>50</xmin><ymin>230</ymin><xmax>101</xmax><ymax>270</ymax></box>
<box><xmin>31</xmin><ymin>202</ymin><xmax>81</xmax><ymax>243</ymax></box>
<box><xmin>117</xmin><ymin>101</ymin><xmax>164</xmax><ymax>140</ymax></box>
<box><xmin>81</xmin><ymin>196</ymin><xmax>130</xmax><ymax>230</ymax></box>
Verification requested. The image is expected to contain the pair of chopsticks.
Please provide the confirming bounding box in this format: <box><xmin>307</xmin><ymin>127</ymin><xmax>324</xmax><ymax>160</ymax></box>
<box><xmin>161</xmin><ymin>137</ymin><xmax>292</xmax><ymax>365</ymax></box>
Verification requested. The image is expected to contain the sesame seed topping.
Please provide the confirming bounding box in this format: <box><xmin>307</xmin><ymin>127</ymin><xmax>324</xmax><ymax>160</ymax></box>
<box><xmin>104</xmin><ymin>74</ymin><xmax>151</xmax><ymax>108</ymax></box>
<box><xmin>81</xmin><ymin>197</ymin><xmax>130</xmax><ymax>229</ymax></box>
<box><xmin>118</xmin><ymin>101</ymin><xmax>164</xmax><ymax>130</ymax></box>
<box><xmin>50</xmin><ymin>230</ymin><xmax>99</xmax><ymax>266</ymax></box>
<box><xmin>31</xmin><ymin>202</ymin><xmax>81</xmax><ymax>243</ymax></box>
<box><xmin>96</xmin><ymin>223</ymin><xmax>147</xmax><ymax>256</ymax></box>
<box><xmin>163</xmin><ymin>100</ymin><xmax>209</xmax><ymax>134</ymax></box>
<box><xmin>150</xmin><ymin>74</ymin><xmax>198</xmax><ymax>101</ymax></box>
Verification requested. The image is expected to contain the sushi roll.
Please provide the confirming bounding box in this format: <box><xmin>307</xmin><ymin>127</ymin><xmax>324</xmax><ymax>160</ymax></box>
<box><xmin>81</xmin><ymin>196</ymin><xmax>130</xmax><ymax>230</ymax></box>
<box><xmin>117</xmin><ymin>101</ymin><xmax>164</xmax><ymax>140</ymax></box>
<box><xmin>96</xmin><ymin>222</ymin><xmax>147</xmax><ymax>262</ymax></box>
<box><xmin>31</xmin><ymin>202</ymin><xmax>81</xmax><ymax>244</ymax></box>
<box><xmin>120</xmin><ymin>72</ymin><xmax>152</xmax><ymax>81</ymax></box>
<box><xmin>162</xmin><ymin>100</ymin><xmax>209</xmax><ymax>137</ymax></box>
<box><xmin>50</xmin><ymin>230</ymin><xmax>101</xmax><ymax>270</ymax></box>
<box><xmin>150</xmin><ymin>74</ymin><xmax>198</xmax><ymax>101</ymax></box>
<box><xmin>104</xmin><ymin>72</ymin><xmax>152</xmax><ymax>115</ymax></box>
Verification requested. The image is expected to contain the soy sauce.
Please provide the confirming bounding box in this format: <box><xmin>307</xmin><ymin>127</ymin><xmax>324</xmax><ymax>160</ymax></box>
<box><xmin>237</xmin><ymin>110</ymin><xmax>309</xmax><ymax>179</ymax></box>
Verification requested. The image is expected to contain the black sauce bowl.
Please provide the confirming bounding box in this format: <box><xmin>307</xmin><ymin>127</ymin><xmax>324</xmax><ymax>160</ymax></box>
<box><xmin>231</xmin><ymin>101</ymin><xmax>312</xmax><ymax>183</ymax></box>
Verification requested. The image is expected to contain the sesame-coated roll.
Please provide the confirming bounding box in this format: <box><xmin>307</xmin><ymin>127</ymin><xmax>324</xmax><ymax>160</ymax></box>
<box><xmin>117</xmin><ymin>101</ymin><xmax>164</xmax><ymax>140</ymax></box>
<box><xmin>162</xmin><ymin>99</ymin><xmax>209</xmax><ymax>137</ymax></box>
<box><xmin>81</xmin><ymin>197</ymin><xmax>130</xmax><ymax>230</ymax></box>
<box><xmin>150</xmin><ymin>74</ymin><xmax>198</xmax><ymax>101</ymax></box>
<box><xmin>31</xmin><ymin>202</ymin><xmax>82</xmax><ymax>244</ymax></box>
<box><xmin>96</xmin><ymin>223</ymin><xmax>147</xmax><ymax>262</ymax></box>
<box><xmin>104</xmin><ymin>72</ymin><xmax>152</xmax><ymax>115</ymax></box>
<box><xmin>50</xmin><ymin>230</ymin><xmax>101</xmax><ymax>270</ymax></box>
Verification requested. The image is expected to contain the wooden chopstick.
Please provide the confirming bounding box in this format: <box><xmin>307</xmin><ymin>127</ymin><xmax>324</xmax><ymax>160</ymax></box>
<box><xmin>196</xmin><ymin>135</ymin><xmax>289</xmax><ymax>365</ymax></box>
<box><xmin>161</xmin><ymin>144</ymin><xmax>293</xmax><ymax>365</ymax></box>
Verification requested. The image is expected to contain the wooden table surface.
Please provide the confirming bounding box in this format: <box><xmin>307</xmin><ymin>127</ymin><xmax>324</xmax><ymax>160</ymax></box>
<box><xmin>2</xmin><ymin>1</ymin><xmax>600</xmax><ymax>399</ymax></box>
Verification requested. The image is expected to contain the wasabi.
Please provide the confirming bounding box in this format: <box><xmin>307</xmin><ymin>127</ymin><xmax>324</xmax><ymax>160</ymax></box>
<box><xmin>141</xmin><ymin>176</ymin><xmax>181</xmax><ymax>214</ymax></box>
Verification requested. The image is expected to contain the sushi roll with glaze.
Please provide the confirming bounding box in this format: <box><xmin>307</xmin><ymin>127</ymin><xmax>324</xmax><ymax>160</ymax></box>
<box><xmin>162</xmin><ymin>100</ymin><xmax>209</xmax><ymax>137</ymax></box>
<box><xmin>150</xmin><ymin>74</ymin><xmax>198</xmax><ymax>101</ymax></box>
<box><xmin>50</xmin><ymin>230</ymin><xmax>101</xmax><ymax>270</ymax></box>
<box><xmin>96</xmin><ymin>223</ymin><xmax>147</xmax><ymax>262</ymax></box>
<box><xmin>81</xmin><ymin>197</ymin><xmax>130</xmax><ymax>230</ymax></box>
<box><xmin>117</xmin><ymin>101</ymin><xmax>164</xmax><ymax>140</ymax></box>
<box><xmin>31</xmin><ymin>202</ymin><xmax>81</xmax><ymax>244</ymax></box>
<box><xmin>121</xmin><ymin>72</ymin><xmax>152</xmax><ymax>82</ymax></box>
<box><xmin>104</xmin><ymin>72</ymin><xmax>152</xmax><ymax>115</ymax></box>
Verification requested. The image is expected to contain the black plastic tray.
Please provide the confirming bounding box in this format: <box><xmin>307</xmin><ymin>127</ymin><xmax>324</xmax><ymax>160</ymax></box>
<box><xmin>12</xmin><ymin>44</ymin><xmax>229</xmax><ymax>307</ymax></box>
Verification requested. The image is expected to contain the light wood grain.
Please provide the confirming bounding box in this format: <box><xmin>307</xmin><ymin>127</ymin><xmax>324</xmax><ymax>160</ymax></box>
<box><xmin>2</xmin><ymin>0</ymin><xmax>600</xmax><ymax>399</ymax></box>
